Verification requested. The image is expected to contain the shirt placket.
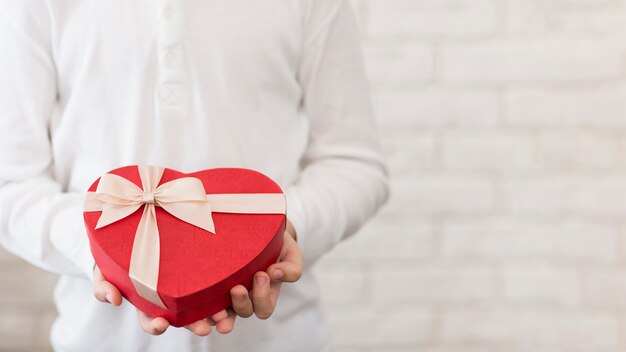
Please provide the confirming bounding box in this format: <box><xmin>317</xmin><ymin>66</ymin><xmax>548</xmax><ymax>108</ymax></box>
<box><xmin>156</xmin><ymin>0</ymin><xmax>186</xmax><ymax>116</ymax></box>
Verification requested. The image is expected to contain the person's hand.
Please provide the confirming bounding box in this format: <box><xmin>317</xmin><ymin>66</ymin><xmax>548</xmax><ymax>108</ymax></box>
<box><xmin>219</xmin><ymin>221</ymin><xmax>302</xmax><ymax>328</ymax></box>
<box><xmin>93</xmin><ymin>265</ymin><xmax>234</xmax><ymax>336</ymax></box>
<box><xmin>92</xmin><ymin>219</ymin><xmax>303</xmax><ymax>336</ymax></box>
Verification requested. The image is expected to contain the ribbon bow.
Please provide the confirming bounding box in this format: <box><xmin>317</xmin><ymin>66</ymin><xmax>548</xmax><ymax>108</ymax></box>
<box><xmin>84</xmin><ymin>166</ymin><xmax>286</xmax><ymax>309</ymax></box>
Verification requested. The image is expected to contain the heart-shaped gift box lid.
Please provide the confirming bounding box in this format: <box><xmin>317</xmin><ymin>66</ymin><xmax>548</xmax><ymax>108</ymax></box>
<box><xmin>83</xmin><ymin>166</ymin><xmax>286</xmax><ymax>325</ymax></box>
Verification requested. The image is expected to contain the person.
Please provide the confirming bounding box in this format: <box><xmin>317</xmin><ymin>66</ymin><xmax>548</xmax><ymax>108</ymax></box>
<box><xmin>0</xmin><ymin>0</ymin><xmax>389</xmax><ymax>351</ymax></box>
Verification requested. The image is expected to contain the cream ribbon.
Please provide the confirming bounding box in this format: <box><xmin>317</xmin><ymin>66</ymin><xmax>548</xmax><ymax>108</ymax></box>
<box><xmin>84</xmin><ymin>166</ymin><xmax>286</xmax><ymax>309</ymax></box>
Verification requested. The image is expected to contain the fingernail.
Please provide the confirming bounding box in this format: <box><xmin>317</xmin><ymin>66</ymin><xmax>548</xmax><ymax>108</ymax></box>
<box><xmin>255</xmin><ymin>274</ymin><xmax>267</xmax><ymax>285</ymax></box>
<box><xmin>272</xmin><ymin>269</ymin><xmax>284</xmax><ymax>280</ymax></box>
<box><xmin>105</xmin><ymin>292</ymin><xmax>112</xmax><ymax>304</ymax></box>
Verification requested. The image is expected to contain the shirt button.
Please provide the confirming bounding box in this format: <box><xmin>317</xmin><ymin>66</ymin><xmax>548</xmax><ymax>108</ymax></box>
<box><xmin>163</xmin><ymin>6</ymin><xmax>174</xmax><ymax>20</ymax></box>
<box><xmin>163</xmin><ymin>45</ymin><xmax>179</xmax><ymax>66</ymax></box>
<box><xmin>160</xmin><ymin>82</ymin><xmax>182</xmax><ymax>105</ymax></box>
<box><xmin>165</xmin><ymin>51</ymin><xmax>176</xmax><ymax>65</ymax></box>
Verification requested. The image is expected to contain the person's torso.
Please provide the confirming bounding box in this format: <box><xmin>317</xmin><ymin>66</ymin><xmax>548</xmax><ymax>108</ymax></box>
<box><xmin>47</xmin><ymin>0</ymin><xmax>309</xmax><ymax>194</ymax></box>
<box><xmin>44</xmin><ymin>1</ymin><xmax>327</xmax><ymax>351</ymax></box>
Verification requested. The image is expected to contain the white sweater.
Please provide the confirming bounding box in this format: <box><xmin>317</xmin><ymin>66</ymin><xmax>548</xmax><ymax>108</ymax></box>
<box><xmin>0</xmin><ymin>0</ymin><xmax>389</xmax><ymax>351</ymax></box>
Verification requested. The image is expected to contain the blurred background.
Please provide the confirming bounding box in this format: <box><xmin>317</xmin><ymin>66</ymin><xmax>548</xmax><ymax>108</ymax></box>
<box><xmin>3</xmin><ymin>0</ymin><xmax>626</xmax><ymax>351</ymax></box>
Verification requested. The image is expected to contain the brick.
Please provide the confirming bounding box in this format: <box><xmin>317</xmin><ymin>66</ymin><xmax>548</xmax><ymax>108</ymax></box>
<box><xmin>393</xmin><ymin>175</ymin><xmax>494</xmax><ymax>214</ymax></box>
<box><xmin>363</xmin><ymin>40</ymin><xmax>433</xmax><ymax>83</ymax></box>
<box><xmin>506</xmin><ymin>86</ymin><xmax>626</xmax><ymax>127</ymax></box>
<box><xmin>321</xmin><ymin>214</ymin><xmax>433</xmax><ymax>260</ymax></box>
<box><xmin>506</xmin><ymin>0</ymin><xmax>626</xmax><ymax>38</ymax></box>
<box><xmin>585</xmin><ymin>270</ymin><xmax>626</xmax><ymax>308</ymax></box>
<box><xmin>373</xmin><ymin>89</ymin><xmax>498</xmax><ymax>127</ymax></box>
<box><xmin>442</xmin><ymin>217</ymin><xmax>617</xmax><ymax>262</ymax></box>
<box><xmin>371</xmin><ymin>264</ymin><xmax>494</xmax><ymax>303</ymax></box>
<box><xmin>443</xmin><ymin>131</ymin><xmax>534</xmax><ymax>170</ymax></box>
<box><xmin>34</xmin><ymin>309</ymin><xmax>56</xmax><ymax>350</ymax></box>
<box><xmin>502</xmin><ymin>265</ymin><xmax>581</xmax><ymax>306</ymax></box>
<box><xmin>537</xmin><ymin>131</ymin><xmax>618</xmax><ymax>169</ymax></box>
<box><xmin>442</xmin><ymin>308</ymin><xmax>618</xmax><ymax>350</ymax></box>
<box><xmin>316</xmin><ymin>269</ymin><xmax>370</xmax><ymax>305</ymax></box>
<box><xmin>327</xmin><ymin>303</ymin><xmax>431</xmax><ymax>346</ymax></box>
<box><xmin>0</xmin><ymin>312</ymin><xmax>36</xmax><ymax>350</ymax></box>
<box><xmin>442</xmin><ymin>40</ymin><xmax>623</xmax><ymax>82</ymax></box>
<box><xmin>314</xmin><ymin>256</ymin><xmax>369</xmax><ymax>274</ymax></box>
<box><xmin>364</xmin><ymin>0</ymin><xmax>497</xmax><ymax>37</ymax></box>
<box><xmin>505</xmin><ymin>175</ymin><xmax>626</xmax><ymax>216</ymax></box>
<box><xmin>382</xmin><ymin>132</ymin><xmax>436</xmax><ymax>172</ymax></box>
<box><xmin>0</xmin><ymin>262</ymin><xmax>57</xmax><ymax>309</ymax></box>
<box><xmin>315</xmin><ymin>256</ymin><xmax>478</xmax><ymax>312</ymax></box>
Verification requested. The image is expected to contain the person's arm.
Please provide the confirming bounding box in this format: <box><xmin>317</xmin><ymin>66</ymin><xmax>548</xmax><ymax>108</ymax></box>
<box><xmin>0</xmin><ymin>2</ymin><xmax>95</xmax><ymax>280</ymax></box>
<box><xmin>285</xmin><ymin>0</ymin><xmax>390</xmax><ymax>268</ymax></box>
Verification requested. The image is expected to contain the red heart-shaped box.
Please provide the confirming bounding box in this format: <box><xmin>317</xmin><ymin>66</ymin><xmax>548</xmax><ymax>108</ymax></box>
<box><xmin>83</xmin><ymin>166</ymin><xmax>285</xmax><ymax>327</ymax></box>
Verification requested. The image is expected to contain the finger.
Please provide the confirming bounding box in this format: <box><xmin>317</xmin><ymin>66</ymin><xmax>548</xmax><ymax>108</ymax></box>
<box><xmin>93</xmin><ymin>281</ymin><xmax>123</xmax><ymax>306</ymax></box>
<box><xmin>215</xmin><ymin>308</ymin><xmax>237</xmax><ymax>334</ymax></box>
<box><xmin>251</xmin><ymin>272</ymin><xmax>273</xmax><ymax>320</ymax></box>
<box><xmin>230</xmin><ymin>285</ymin><xmax>254</xmax><ymax>318</ymax></box>
<box><xmin>267</xmin><ymin>234</ymin><xmax>302</xmax><ymax>283</ymax></box>
<box><xmin>137</xmin><ymin>310</ymin><xmax>169</xmax><ymax>335</ymax></box>
<box><xmin>93</xmin><ymin>266</ymin><xmax>122</xmax><ymax>306</ymax></box>
<box><xmin>269</xmin><ymin>280</ymin><xmax>282</xmax><ymax>308</ymax></box>
<box><xmin>210</xmin><ymin>309</ymin><xmax>229</xmax><ymax>323</ymax></box>
<box><xmin>206</xmin><ymin>308</ymin><xmax>228</xmax><ymax>326</ymax></box>
<box><xmin>185</xmin><ymin>319</ymin><xmax>212</xmax><ymax>336</ymax></box>
<box><xmin>94</xmin><ymin>265</ymin><xmax>104</xmax><ymax>282</ymax></box>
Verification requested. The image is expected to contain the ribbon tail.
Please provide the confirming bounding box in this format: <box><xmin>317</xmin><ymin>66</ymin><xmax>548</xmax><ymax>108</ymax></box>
<box><xmin>128</xmin><ymin>204</ymin><xmax>167</xmax><ymax>309</ymax></box>
<box><xmin>84</xmin><ymin>192</ymin><xmax>104</xmax><ymax>212</ymax></box>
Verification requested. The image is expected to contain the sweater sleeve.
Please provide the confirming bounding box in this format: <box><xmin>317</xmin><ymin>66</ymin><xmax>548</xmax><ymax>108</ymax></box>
<box><xmin>285</xmin><ymin>0</ymin><xmax>390</xmax><ymax>269</ymax></box>
<box><xmin>0</xmin><ymin>3</ymin><xmax>95</xmax><ymax>281</ymax></box>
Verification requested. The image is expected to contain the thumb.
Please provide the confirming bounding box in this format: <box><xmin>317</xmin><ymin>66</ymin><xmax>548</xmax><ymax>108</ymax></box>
<box><xmin>267</xmin><ymin>234</ymin><xmax>303</xmax><ymax>283</ymax></box>
<box><xmin>93</xmin><ymin>266</ymin><xmax>123</xmax><ymax>306</ymax></box>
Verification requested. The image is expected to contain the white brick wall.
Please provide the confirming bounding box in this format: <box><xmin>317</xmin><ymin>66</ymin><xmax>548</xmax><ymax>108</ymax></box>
<box><xmin>317</xmin><ymin>0</ymin><xmax>626</xmax><ymax>351</ymax></box>
<box><xmin>4</xmin><ymin>0</ymin><xmax>626</xmax><ymax>351</ymax></box>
